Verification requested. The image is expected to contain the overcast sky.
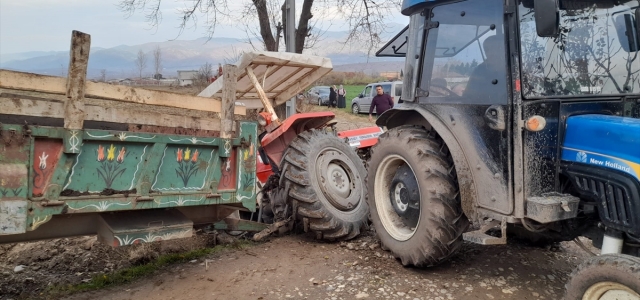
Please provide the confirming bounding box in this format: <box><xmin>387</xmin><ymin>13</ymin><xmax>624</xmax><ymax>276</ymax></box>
<box><xmin>0</xmin><ymin>0</ymin><xmax>406</xmax><ymax>55</ymax></box>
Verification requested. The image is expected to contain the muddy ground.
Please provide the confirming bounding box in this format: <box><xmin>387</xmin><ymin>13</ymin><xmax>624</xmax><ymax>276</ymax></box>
<box><xmin>0</xmin><ymin>229</ymin><xmax>594</xmax><ymax>300</ymax></box>
<box><xmin>67</xmin><ymin>232</ymin><xmax>591</xmax><ymax>300</ymax></box>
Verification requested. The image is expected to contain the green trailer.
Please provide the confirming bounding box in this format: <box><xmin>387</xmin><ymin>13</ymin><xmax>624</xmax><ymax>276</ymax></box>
<box><xmin>0</xmin><ymin>31</ymin><xmax>261</xmax><ymax>246</ymax></box>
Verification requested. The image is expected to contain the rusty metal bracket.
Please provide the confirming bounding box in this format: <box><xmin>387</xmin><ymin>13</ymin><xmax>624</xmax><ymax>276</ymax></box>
<box><xmin>239</xmin><ymin>136</ymin><xmax>252</xmax><ymax>149</ymax></box>
<box><xmin>135</xmin><ymin>196</ymin><xmax>154</xmax><ymax>202</ymax></box>
<box><xmin>40</xmin><ymin>200</ymin><xmax>66</xmax><ymax>207</ymax></box>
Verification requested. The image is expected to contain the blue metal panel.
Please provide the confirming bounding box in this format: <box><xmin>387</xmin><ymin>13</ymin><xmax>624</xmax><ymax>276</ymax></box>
<box><xmin>561</xmin><ymin>115</ymin><xmax>640</xmax><ymax>181</ymax></box>
<box><xmin>401</xmin><ymin>0</ymin><xmax>438</xmax><ymax>15</ymax></box>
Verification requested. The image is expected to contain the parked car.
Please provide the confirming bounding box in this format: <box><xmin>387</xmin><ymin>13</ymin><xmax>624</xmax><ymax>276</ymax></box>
<box><xmin>351</xmin><ymin>81</ymin><xmax>403</xmax><ymax>114</ymax></box>
<box><xmin>306</xmin><ymin>86</ymin><xmax>331</xmax><ymax>106</ymax></box>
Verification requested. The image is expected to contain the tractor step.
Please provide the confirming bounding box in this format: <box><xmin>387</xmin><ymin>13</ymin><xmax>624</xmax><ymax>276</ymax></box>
<box><xmin>463</xmin><ymin>218</ymin><xmax>507</xmax><ymax>245</ymax></box>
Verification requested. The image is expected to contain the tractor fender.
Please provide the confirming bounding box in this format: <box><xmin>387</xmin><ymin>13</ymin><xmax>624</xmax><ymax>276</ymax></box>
<box><xmin>376</xmin><ymin>107</ymin><xmax>480</xmax><ymax>221</ymax></box>
<box><xmin>261</xmin><ymin>112</ymin><xmax>335</xmax><ymax>167</ymax></box>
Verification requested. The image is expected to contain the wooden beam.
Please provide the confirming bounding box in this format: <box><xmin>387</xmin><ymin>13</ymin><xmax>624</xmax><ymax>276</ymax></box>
<box><xmin>221</xmin><ymin>64</ymin><xmax>237</xmax><ymax>139</ymax></box>
<box><xmin>275</xmin><ymin>66</ymin><xmax>323</xmax><ymax>104</ymax></box>
<box><xmin>0</xmin><ymin>95</ymin><xmax>222</xmax><ymax>131</ymax></box>
<box><xmin>0</xmin><ymin>69</ymin><xmax>246</xmax><ymax>116</ymax></box>
<box><xmin>246</xmin><ymin>66</ymin><xmax>277</xmax><ymax>121</ymax></box>
<box><xmin>237</xmin><ymin>64</ymin><xmax>285</xmax><ymax>99</ymax></box>
<box><xmin>64</xmin><ymin>31</ymin><xmax>90</xmax><ymax>130</ymax></box>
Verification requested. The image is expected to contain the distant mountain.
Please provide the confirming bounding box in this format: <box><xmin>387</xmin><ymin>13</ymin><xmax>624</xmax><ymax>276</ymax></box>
<box><xmin>334</xmin><ymin>60</ymin><xmax>405</xmax><ymax>74</ymax></box>
<box><xmin>0</xmin><ymin>23</ymin><xmax>408</xmax><ymax>79</ymax></box>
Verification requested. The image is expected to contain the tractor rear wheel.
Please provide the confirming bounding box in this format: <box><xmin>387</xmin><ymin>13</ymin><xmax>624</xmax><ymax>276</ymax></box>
<box><xmin>564</xmin><ymin>254</ymin><xmax>640</xmax><ymax>300</ymax></box>
<box><xmin>367</xmin><ymin>125</ymin><xmax>469</xmax><ymax>266</ymax></box>
<box><xmin>280</xmin><ymin>129</ymin><xmax>369</xmax><ymax>241</ymax></box>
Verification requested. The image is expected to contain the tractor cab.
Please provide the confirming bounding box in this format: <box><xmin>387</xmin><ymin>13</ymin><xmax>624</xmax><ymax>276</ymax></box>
<box><xmin>370</xmin><ymin>0</ymin><xmax>640</xmax><ymax>298</ymax></box>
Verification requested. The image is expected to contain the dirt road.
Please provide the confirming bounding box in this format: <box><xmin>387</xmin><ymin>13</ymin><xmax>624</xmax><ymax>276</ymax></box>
<box><xmin>66</xmin><ymin>231</ymin><xmax>590</xmax><ymax>300</ymax></box>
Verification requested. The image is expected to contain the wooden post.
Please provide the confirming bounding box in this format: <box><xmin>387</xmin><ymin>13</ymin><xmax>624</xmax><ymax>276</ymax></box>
<box><xmin>63</xmin><ymin>30</ymin><xmax>90</xmax><ymax>153</ymax></box>
<box><xmin>220</xmin><ymin>64</ymin><xmax>237</xmax><ymax>158</ymax></box>
<box><xmin>64</xmin><ymin>30</ymin><xmax>90</xmax><ymax>130</ymax></box>
<box><xmin>246</xmin><ymin>66</ymin><xmax>279</xmax><ymax>122</ymax></box>
<box><xmin>221</xmin><ymin>64</ymin><xmax>237</xmax><ymax>139</ymax></box>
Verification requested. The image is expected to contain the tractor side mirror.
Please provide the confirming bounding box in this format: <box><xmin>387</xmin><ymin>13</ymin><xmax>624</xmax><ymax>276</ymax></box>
<box><xmin>615</xmin><ymin>14</ymin><xmax>639</xmax><ymax>52</ymax></box>
<box><xmin>534</xmin><ymin>0</ymin><xmax>560</xmax><ymax>37</ymax></box>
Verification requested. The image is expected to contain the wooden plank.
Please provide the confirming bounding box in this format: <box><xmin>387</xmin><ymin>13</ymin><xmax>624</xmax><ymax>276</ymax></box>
<box><xmin>246</xmin><ymin>66</ymin><xmax>277</xmax><ymax>121</ymax></box>
<box><xmin>0</xmin><ymin>96</ymin><xmax>222</xmax><ymax>132</ymax></box>
<box><xmin>275</xmin><ymin>67</ymin><xmax>324</xmax><ymax>104</ymax></box>
<box><xmin>221</xmin><ymin>64</ymin><xmax>237</xmax><ymax>139</ymax></box>
<box><xmin>64</xmin><ymin>30</ymin><xmax>90</xmax><ymax>130</ymax></box>
<box><xmin>0</xmin><ymin>69</ymin><xmax>246</xmax><ymax>116</ymax></box>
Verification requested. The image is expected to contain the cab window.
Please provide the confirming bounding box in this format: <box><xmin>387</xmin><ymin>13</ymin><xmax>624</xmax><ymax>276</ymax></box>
<box><xmin>420</xmin><ymin>0</ymin><xmax>508</xmax><ymax>104</ymax></box>
<box><xmin>518</xmin><ymin>1</ymin><xmax>639</xmax><ymax>97</ymax></box>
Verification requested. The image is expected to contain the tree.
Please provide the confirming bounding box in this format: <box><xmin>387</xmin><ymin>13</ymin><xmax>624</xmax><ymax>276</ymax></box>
<box><xmin>99</xmin><ymin>69</ymin><xmax>107</xmax><ymax>82</ymax></box>
<box><xmin>135</xmin><ymin>50</ymin><xmax>147</xmax><ymax>79</ymax></box>
<box><xmin>194</xmin><ymin>62</ymin><xmax>213</xmax><ymax>89</ymax></box>
<box><xmin>118</xmin><ymin>0</ymin><xmax>401</xmax><ymax>55</ymax></box>
<box><xmin>153</xmin><ymin>45</ymin><xmax>162</xmax><ymax>80</ymax></box>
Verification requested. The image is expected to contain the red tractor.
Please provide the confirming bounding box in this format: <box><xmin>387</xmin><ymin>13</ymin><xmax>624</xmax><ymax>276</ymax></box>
<box><xmin>199</xmin><ymin>52</ymin><xmax>380</xmax><ymax>241</ymax></box>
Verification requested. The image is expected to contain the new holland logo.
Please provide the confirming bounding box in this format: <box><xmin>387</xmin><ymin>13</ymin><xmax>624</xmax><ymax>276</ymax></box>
<box><xmin>576</xmin><ymin>151</ymin><xmax>588</xmax><ymax>163</ymax></box>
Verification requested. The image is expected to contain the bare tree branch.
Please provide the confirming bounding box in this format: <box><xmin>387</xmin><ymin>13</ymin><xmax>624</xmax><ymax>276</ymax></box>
<box><xmin>134</xmin><ymin>50</ymin><xmax>148</xmax><ymax>79</ymax></box>
<box><xmin>119</xmin><ymin>0</ymin><xmax>402</xmax><ymax>54</ymax></box>
<box><xmin>153</xmin><ymin>45</ymin><xmax>162</xmax><ymax>79</ymax></box>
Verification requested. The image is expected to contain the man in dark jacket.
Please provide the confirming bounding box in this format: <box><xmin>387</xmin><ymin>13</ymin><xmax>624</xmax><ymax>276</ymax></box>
<box><xmin>369</xmin><ymin>85</ymin><xmax>394</xmax><ymax>122</ymax></box>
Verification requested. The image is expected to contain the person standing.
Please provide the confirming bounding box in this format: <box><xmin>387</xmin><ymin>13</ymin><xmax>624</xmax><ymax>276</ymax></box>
<box><xmin>329</xmin><ymin>86</ymin><xmax>337</xmax><ymax>108</ymax></box>
<box><xmin>369</xmin><ymin>85</ymin><xmax>394</xmax><ymax>122</ymax></box>
<box><xmin>337</xmin><ymin>85</ymin><xmax>347</xmax><ymax>108</ymax></box>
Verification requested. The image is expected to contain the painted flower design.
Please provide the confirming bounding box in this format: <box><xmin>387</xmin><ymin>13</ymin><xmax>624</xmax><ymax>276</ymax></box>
<box><xmin>107</xmin><ymin>144</ymin><xmax>116</xmax><ymax>161</ymax></box>
<box><xmin>175</xmin><ymin>147</ymin><xmax>201</xmax><ymax>187</ymax></box>
<box><xmin>97</xmin><ymin>145</ymin><xmax>105</xmax><ymax>162</ymax></box>
<box><xmin>38</xmin><ymin>152</ymin><xmax>49</xmax><ymax>170</ymax></box>
<box><xmin>117</xmin><ymin>147</ymin><xmax>126</xmax><ymax>163</ymax></box>
<box><xmin>177</xmin><ymin>149</ymin><xmax>183</xmax><ymax>162</ymax></box>
<box><xmin>96</xmin><ymin>144</ymin><xmax>127</xmax><ymax>189</ymax></box>
<box><xmin>191</xmin><ymin>150</ymin><xmax>199</xmax><ymax>163</ymax></box>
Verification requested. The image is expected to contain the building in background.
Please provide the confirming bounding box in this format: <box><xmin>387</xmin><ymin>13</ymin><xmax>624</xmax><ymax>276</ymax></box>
<box><xmin>177</xmin><ymin>70</ymin><xmax>198</xmax><ymax>86</ymax></box>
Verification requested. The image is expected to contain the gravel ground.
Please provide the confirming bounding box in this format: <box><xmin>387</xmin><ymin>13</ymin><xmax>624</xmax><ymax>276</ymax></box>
<box><xmin>62</xmin><ymin>231</ymin><xmax>592</xmax><ymax>300</ymax></box>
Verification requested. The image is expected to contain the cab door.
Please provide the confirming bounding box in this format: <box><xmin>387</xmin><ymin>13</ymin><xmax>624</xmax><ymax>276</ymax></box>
<box><xmin>416</xmin><ymin>0</ymin><xmax>513</xmax><ymax>214</ymax></box>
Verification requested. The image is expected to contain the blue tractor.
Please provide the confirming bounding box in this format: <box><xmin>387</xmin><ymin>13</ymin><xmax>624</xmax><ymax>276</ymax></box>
<box><xmin>370</xmin><ymin>0</ymin><xmax>640</xmax><ymax>298</ymax></box>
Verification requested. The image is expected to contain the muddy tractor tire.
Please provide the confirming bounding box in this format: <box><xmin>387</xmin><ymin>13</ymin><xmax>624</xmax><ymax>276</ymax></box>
<box><xmin>367</xmin><ymin>125</ymin><xmax>469</xmax><ymax>267</ymax></box>
<box><xmin>564</xmin><ymin>254</ymin><xmax>640</xmax><ymax>300</ymax></box>
<box><xmin>280</xmin><ymin>129</ymin><xmax>369</xmax><ymax>241</ymax></box>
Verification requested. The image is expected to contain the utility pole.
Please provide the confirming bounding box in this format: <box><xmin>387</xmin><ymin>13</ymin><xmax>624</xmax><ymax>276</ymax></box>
<box><xmin>285</xmin><ymin>0</ymin><xmax>296</xmax><ymax>117</ymax></box>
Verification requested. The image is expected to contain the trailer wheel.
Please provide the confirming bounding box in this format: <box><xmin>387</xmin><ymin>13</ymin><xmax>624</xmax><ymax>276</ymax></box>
<box><xmin>565</xmin><ymin>254</ymin><xmax>640</xmax><ymax>300</ymax></box>
<box><xmin>367</xmin><ymin>125</ymin><xmax>469</xmax><ymax>266</ymax></box>
<box><xmin>280</xmin><ymin>129</ymin><xmax>368</xmax><ymax>241</ymax></box>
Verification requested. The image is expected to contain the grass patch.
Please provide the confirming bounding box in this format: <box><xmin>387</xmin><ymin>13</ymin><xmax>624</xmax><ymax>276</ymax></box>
<box><xmin>343</xmin><ymin>85</ymin><xmax>366</xmax><ymax>113</ymax></box>
<box><xmin>45</xmin><ymin>240</ymin><xmax>253</xmax><ymax>297</ymax></box>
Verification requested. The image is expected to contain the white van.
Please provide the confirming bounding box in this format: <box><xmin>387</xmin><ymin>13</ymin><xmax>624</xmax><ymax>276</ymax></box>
<box><xmin>351</xmin><ymin>81</ymin><xmax>403</xmax><ymax>114</ymax></box>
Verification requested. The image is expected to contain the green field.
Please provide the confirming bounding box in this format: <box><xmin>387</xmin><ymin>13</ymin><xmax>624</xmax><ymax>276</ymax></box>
<box><xmin>342</xmin><ymin>85</ymin><xmax>366</xmax><ymax>113</ymax></box>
